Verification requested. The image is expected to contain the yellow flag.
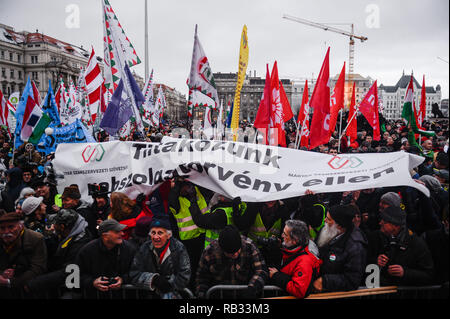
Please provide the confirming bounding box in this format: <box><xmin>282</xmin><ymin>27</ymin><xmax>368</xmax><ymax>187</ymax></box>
<box><xmin>230</xmin><ymin>25</ymin><xmax>249</xmax><ymax>131</ymax></box>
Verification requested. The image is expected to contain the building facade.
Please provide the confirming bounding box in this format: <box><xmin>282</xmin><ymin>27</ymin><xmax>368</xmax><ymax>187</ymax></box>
<box><xmin>378</xmin><ymin>72</ymin><xmax>441</xmax><ymax>120</ymax></box>
<box><xmin>0</xmin><ymin>23</ymin><xmax>100</xmax><ymax>99</ymax></box>
<box><xmin>154</xmin><ymin>83</ymin><xmax>187</xmax><ymax>122</ymax></box>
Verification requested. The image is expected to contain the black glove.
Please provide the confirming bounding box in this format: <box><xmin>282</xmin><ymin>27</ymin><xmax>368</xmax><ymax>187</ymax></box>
<box><xmin>136</xmin><ymin>193</ymin><xmax>146</xmax><ymax>204</ymax></box>
<box><xmin>232</xmin><ymin>197</ymin><xmax>242</xmax><ymax>212</ymax></box>
<box><xmin>153</xmin><ymin>275</ymin><xmax>172</xmax><ymax>293</ymax></box>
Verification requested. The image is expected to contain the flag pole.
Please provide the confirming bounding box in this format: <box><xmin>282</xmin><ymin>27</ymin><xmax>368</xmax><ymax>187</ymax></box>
<box><xmin>339</xmin><ymin>103</ymin><xmax>359</xmax><ymax>143</ymax></box>
<box><xmin>338</xmin><ymin>109</ymin><xmax>343</xmax><ymax>153</ymax></box>
<box><xmin>144</xmin><ymin>0</ymin><xmax>149</xmax><ymax>81</ymax></box>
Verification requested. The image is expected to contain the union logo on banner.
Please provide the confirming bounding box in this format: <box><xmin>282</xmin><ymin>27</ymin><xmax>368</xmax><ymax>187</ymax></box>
<box><xmin>82</xmin><ymin>144</ymin><xmax>105</xmax><ymax>163</ymax></box>
<box><xmin>328</xmin><ymin>155</ymin><xmax>363</xmax><ymax>170</ymax></box>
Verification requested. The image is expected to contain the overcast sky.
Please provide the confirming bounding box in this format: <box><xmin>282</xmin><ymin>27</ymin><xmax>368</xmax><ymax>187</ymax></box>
<box><xmin>1</xmin><ymin>0</ymin><xmax>449</xmax><ymax>99</ymax></box>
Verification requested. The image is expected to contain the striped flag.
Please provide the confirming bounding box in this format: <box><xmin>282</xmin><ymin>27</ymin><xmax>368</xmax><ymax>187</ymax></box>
<box><xmin>20</xmin><ymin>95</ymin><xmax>51</xmax><ymax>144</ymax></box>
<box><xmin>0</xmin><ymin>88</ymin><xmax>11</xmax><ymax>127</ymax></box>
<box><xmin>84</xmin><ymin>47</ymin><xmax>106</xmax><ymax>123</ymax></box>
<box><xmin>31</xmin><ymin>80</ymin><xmax>41</xmax><ymax>106</ymax></box>
<box><xmin>401</xmin><ymin>76</ymin><xmax>435</xmax><ymax>137</ymax></box>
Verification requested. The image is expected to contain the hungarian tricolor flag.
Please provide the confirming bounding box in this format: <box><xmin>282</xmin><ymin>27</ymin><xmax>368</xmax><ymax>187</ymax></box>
<box><xmin>401</xmin><ymin>76</ymin><xmax>435</xmax><ymax>137</ymax></box>
<box><xmin>20</xmin><ymin>96</ymin><xmax>51</xmax><ymax>144</ymax></box>
<box><xmin>309</xmin><ymin>47</ymin><xmax>331</xmax><ymax>150</ymax></box>
<box><xmin>358</xmin><ymin>81</ymin><xmax>381</xmax><ymax>141</ymax></box>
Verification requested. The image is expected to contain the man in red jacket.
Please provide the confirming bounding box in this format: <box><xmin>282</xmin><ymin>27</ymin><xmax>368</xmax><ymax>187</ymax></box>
<box><xmin>268</xmin><ymin>219</ymin><xmax>322</xmax><ymax>298</ymax></box>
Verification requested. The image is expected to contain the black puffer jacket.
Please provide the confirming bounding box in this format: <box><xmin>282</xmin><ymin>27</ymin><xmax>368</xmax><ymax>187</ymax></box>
<box><xmin>318</xmin><ymin>227</ymin><xmax>368</xmax><ymax>292</ymax></box>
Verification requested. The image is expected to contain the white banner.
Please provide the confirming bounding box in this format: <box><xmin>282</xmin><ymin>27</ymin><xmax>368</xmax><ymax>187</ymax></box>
<box><xmin>53</xmin><ymin>137</ymin><xmax>429</xmax><ymax>202</ymax></box>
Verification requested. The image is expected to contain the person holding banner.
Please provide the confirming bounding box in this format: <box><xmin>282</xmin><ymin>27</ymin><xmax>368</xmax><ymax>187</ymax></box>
<box><xmin>168</xmin><ymin>179</ymin><xmax>211</xmax><ymax>290</ymax></box>
<box><xmin>189</xmin><ymin>194</ymin><xmax>247</xmax><ymax>248</ymax></box>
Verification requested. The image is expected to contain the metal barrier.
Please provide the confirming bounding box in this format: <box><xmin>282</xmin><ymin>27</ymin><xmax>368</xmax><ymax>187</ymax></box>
<box><xmin>3</xmin><ymin>282</ymin><xmax>447</xmax><ymax>299</ymax></box>
<box><xmin>204</xmin><ymin>283</ymin><xmax>449</xmax><ymax>300</ymax></box>
<box><xmin>205</xmin><ymin>285</ymin><xmax>284</xmax><ymax>299</ymax></box>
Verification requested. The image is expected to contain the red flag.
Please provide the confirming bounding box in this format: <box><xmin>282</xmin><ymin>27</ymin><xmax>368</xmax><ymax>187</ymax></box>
<box><xmin>297</xmin><ymin>80</ymin><xmax>310</xmax><ymax>147</ymax></box>
<box><xmin>329</xmin><ymin>62</ymin><xmax>346</xmax><ymax>136</ymax></box>
<box><xmin>309</xmin><ymin>47</ymin><xmax>331</xmax><ymax>150</ymax></box>
<box><xmin>417</xmin><ymin>75</ymin><xmax>426</xmax><ymax>128</ymax></box>
<box><xmin>54</xmin><ymin>84</ymin><xmax>61</xmax><ymax>113</ymax></box>
<box><xmin>269</xmin><ymin>61</ymin><xmax>286</xmax><ymax>147</ymax></box>
<box><xmin>280</xmin><ymin>81</ymin><xmax>294</xmax><ymax>123</ymax></box>
<box><xmin>359</xmin><ymin>81</ymin><xmax>381</xmax><ymax>141</ymax></box>
<box><xmin>31</xmin><ymin>80</ymin><xmax>41</xmax><ymax>106</ymax></box>
<box><xmin>346</xmin><ymin>82</ymin><xmax>357</xmax><ymax>144</ymax></box>
<box><xmin>254</xmin><ymin>64</ymin><xmax>271</xmax><ymax>144</ymax></box>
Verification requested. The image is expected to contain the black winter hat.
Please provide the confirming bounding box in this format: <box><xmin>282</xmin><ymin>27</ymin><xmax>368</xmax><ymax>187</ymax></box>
<box><xmin>218</xmin><ymin>225</ymin><xmax>242</xmax><ymax>254</ymax></box>
<box><xmin>380</xmin><ymin>206</ymin><xmax>406</xmax><ymax>226</ymax></box>
<box><xmin>328</xmin><ymin>204</ymin><xmax>357</xmax><ymax>230</ymax></box>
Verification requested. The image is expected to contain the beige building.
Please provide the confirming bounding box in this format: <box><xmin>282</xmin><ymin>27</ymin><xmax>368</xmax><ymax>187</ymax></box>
<box><xmin>153</xmin><ymin>83</ymin><xmax>187</xmax><ymax>121</ymax></box>
<box><xmin>0</xmin><ymin>23</ymin><xmax>97</xmax><ymax>99</ymax></box>
<box><xmin>378</xmin><ymin>72</ymin><xmax>442</xmax><ymax>120</ymax></box>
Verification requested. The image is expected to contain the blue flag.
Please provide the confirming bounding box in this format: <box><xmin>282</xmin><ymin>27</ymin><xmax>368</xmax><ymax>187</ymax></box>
<box><xmin>100</xmin><ymin>79</ymin><xmax>133</xmax><ymax>136</ymax></box>
<box><xmin>225</xmin><ymin>102</ymin><xmax>234</xmax><ymax>128</ymax></box>
<box><xmin>36</xmin><ymin>119</ymin><xmax>95</xmax><ymax>155</ymax></box>
<box><xmin>124</xmin><ymin>64</ymin><xmax>145</xmax><ymax>107</ymax></box>
<box><xmin>42</xmin><ymin>80</ymin><xmax>61</xmax><ymax>127</ymax></box>
<box><xmin>14</xmin><ymin>77</ymin><xmax>34</xmax><ymax>147</ymax></box>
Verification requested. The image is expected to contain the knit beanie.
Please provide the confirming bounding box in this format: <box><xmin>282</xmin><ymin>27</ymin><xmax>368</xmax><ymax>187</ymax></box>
<box><xmin>218</xmin><ymin>225</ymin><xmax>242</xmax><ymax>254</ymax></box>
<box><xmin>380</xmin><ymin>206</ymin><xmax>406</xmax><ymax>226</ymax></box>
<box><xmin>380</xmin><ymin>192</ymin><xmax>401</xmax><ymax>208</ymax></box>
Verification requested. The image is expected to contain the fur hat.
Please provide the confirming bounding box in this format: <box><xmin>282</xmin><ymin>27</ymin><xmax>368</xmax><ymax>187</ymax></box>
<box><xmin>62</xmin><ymin>185</ymin><xmax>81</xmax><ymax>200</ymax></box>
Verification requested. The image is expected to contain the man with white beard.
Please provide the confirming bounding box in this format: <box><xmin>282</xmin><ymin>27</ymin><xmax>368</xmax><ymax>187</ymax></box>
<box><xmin>313</xmin><ymin>204</ymin><xmax>367</xmax><ymax>293</ymax></box>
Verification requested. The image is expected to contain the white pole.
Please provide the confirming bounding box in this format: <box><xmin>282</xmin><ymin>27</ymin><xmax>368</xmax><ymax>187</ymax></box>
<box><xmin>144</xmin><ymin>0</ymin><xmax>149</xmax><ymax>81</ymax></box>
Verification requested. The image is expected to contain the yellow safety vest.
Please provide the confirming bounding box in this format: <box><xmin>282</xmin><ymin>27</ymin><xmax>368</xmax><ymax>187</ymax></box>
<box><xmin>169</xmin><ymin>186</ymin><xmax>208</xmax><ymax>241</ymax></box>
<box><xmin>248</xmin><ymin>212</ymin><xmax>282</xmax><ymax>248</ymax></box>
<box><xmin>54</xmin><ymin>194</ymin><xmax>62</xmax><ymax>208</ymax></box>
<box><xmin>204</xmin><ymin>202</ymin><xmax>247</xmax><ymax>248</ymax></box>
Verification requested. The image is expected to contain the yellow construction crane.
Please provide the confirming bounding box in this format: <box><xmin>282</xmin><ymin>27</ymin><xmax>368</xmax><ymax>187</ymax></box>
<box><xmin>282</xmin><ymin>14</ymin><xmax>368</xmax><ymax>83</ymax></box>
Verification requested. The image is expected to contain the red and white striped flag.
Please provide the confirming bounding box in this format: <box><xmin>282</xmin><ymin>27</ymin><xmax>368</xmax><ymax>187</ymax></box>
<box><xmin>84</xmin><ymin>47</ymin><xmax>106</xmax><ymax>123</ymax></box>
<box><xmin>31</xmin><ymin>80</ymin><xmax>41</xmax><ymax>106</ymax></box>
<box><xmin>0</xmin><ymin>88</ymin><xmax>11</xmax><ymax>127</ymax></box>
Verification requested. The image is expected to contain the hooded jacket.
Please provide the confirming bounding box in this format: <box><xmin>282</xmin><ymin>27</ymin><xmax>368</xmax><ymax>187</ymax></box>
<box><xmin>270</xmin><ymin>245</ymin><xmax>322</xmax><ymax>299</ymax></box>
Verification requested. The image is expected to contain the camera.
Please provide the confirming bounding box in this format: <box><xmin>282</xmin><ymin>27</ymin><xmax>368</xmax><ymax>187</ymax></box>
<box><xmin>256</xmin><ymin>236</ymin><xmax>280</xmax><ymax>247</ymax></box>
<box><xmin>88</xmin><ymin>183</ymin><xmax>110</xmax><ymax>198</ymax></box>
<box><xmin>101</xmin><ymin>276</ymin><xmax>118</xmax><ymax>286</ymax></box>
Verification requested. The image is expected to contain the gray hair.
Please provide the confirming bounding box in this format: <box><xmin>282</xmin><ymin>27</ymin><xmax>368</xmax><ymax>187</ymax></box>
<box><xmin>285</xmin><ymin>219</ymin><xmax>309</xmax><ymax>247</ymax></box>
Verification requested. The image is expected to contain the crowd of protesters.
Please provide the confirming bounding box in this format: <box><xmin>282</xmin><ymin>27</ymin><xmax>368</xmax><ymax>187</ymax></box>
<box><xmin>0</xmin><ymin>112</ymin><xmax>448</xmax><ymax>299</ymax></box>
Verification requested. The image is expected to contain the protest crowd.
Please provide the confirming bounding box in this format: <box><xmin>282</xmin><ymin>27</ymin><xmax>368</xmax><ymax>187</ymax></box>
<box><xmin>0</xmin><ymin>113</ymin><xmax>448</xmax><ymax>300</ymax></box>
